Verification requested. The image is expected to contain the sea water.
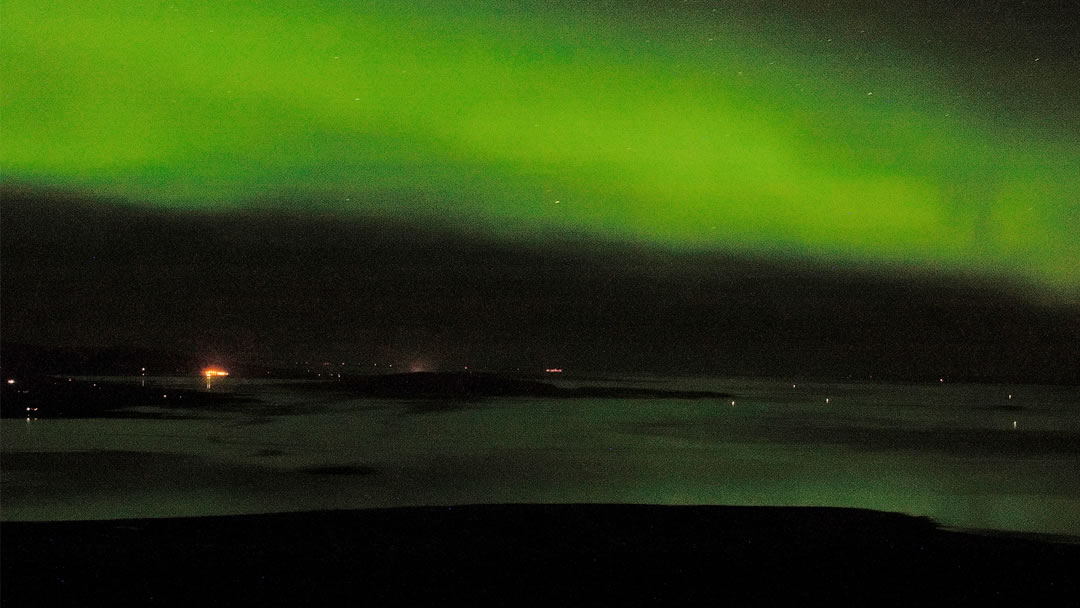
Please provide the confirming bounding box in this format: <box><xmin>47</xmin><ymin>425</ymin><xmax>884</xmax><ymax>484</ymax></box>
<box><xmin>2</xmin><ymin>376</ymin><xmax>1078</xmax><ymax>537</ymax></box>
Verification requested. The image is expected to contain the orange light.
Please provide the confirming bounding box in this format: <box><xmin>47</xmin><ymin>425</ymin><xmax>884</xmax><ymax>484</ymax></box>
<box><xmin>203</xmin><ymin>369</ymin><xmax>229</xmax><ymax>378</ymax></box>
<box><xmin>544</xmin><ymin>368</ymin><xmax>563</xmax><ymax>373</ymax></box>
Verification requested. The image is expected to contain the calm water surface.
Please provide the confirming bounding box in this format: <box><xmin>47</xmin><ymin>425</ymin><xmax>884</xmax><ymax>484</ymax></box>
<box><xmin>3</xmin><ymin>376</ymin><xmax>1078</xmax><ymax>537</ymax></box>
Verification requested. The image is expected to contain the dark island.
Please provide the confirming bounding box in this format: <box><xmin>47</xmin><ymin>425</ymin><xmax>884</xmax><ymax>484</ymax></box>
<box><xmin>308</xmin><ymin>371</ymin><xmax>732</xmax><ymax>400</ymax></box>
<box><xmin>1</xmin><ymin>369</ymin><xmax>730</xmax><ymax>419</ymax></box>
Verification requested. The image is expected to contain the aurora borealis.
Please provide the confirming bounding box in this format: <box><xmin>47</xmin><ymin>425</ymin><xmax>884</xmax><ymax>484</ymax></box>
<box><xmin>5</xmin><ymin>1</ymin><xmax>1078</xmax><ymax>291</ymax></box>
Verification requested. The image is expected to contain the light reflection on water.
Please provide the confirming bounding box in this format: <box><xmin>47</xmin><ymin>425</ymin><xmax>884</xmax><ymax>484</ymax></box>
<box><xmin>2</xmin><ymin>377</ymin><xmax>1078</xmax><ymax>537</ymax></box>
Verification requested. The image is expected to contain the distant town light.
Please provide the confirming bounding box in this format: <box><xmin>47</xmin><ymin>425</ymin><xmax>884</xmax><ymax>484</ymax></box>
<box><xmin>6</xmin><ymin>379</ymin><xmax>14</xmax><ymax>384</ymax></box>
<box><xmin>544</xmin><ymin>368</ymin><xmax>563</xmax><ymax>373</ymax></box>
<box><xmin>203</xmin><ymin>368</ymin><xmax>229</xmax><ymax>378</ymax></box>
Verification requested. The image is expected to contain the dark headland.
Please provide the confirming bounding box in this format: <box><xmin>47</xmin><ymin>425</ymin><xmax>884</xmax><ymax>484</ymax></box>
<box><xmin>4</xmin><ymin>504</ymin><xmax>1078</xmax><ymax>605</ymax></box>
<box><xmin>306</xmin><ymin>371</ymin><xmax>732</xmax><ymax>400</ymax></box>
<box><xmin>1</xmin><ymin>371</ymin><xmax>729</xmax><ymax>420</ymax></box>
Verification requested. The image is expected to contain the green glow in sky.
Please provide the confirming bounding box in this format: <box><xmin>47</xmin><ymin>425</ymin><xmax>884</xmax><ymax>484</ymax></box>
<box><xmin>4</xmin><ymin>1</ymin><xmax>1078</xmax><ymax>291</ymax></box>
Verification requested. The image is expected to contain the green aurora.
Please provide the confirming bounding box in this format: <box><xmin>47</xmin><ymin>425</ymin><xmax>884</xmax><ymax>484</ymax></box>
<box><xmin>4</xmin><ymin>1</ymin><xmax>1078</xmax><ymax>292</ymax></box>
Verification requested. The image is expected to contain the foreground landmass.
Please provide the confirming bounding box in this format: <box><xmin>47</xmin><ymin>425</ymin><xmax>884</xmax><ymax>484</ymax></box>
<box><xmin>4</xmin><ymin>504</ymin><xmax>1077</xmax><ymax>605</ymax></box>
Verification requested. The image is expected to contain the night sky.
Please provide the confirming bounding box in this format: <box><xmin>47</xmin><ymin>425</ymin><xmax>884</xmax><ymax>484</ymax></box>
<box><xmin>3</xmin><ymin>1</ymin><xmax>1078</xmax><ymax>381</ymax></box>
